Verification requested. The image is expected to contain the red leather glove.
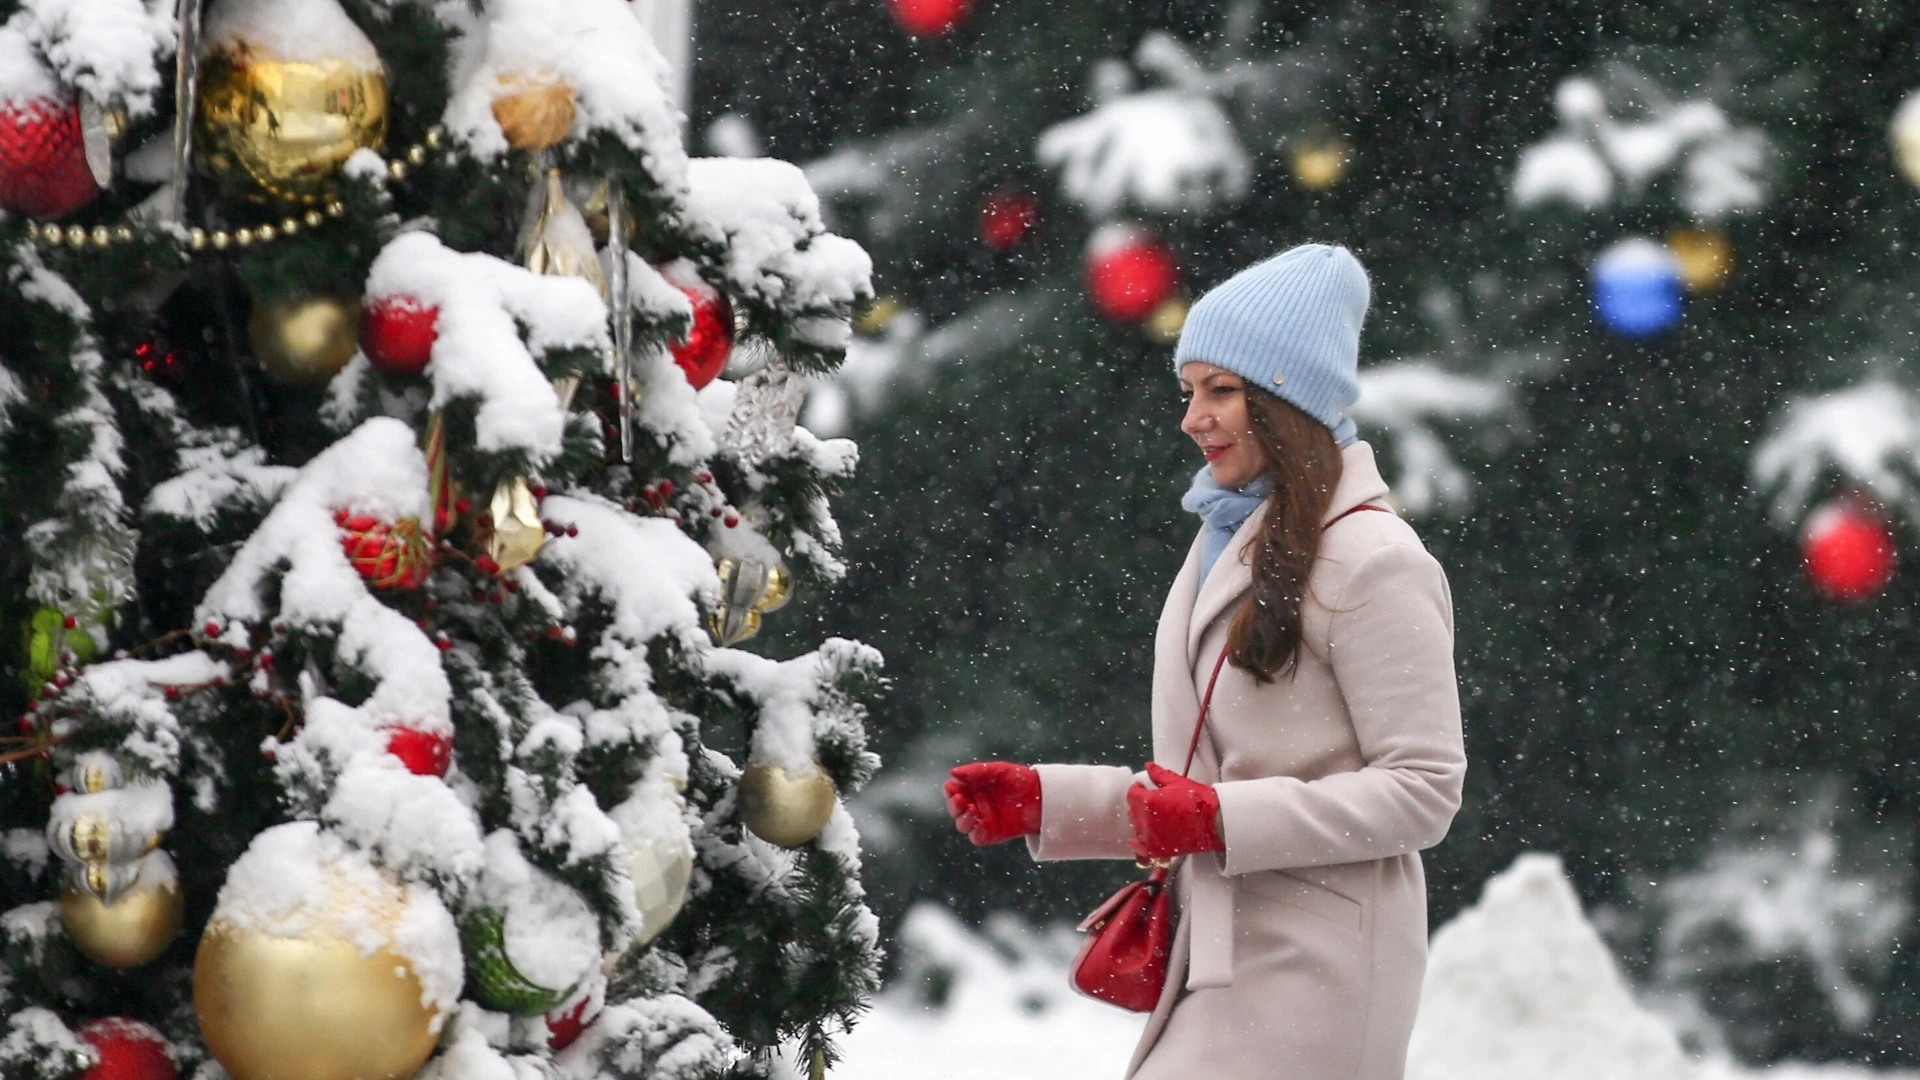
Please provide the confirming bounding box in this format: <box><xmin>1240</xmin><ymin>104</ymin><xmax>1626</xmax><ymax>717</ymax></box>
<box><xmin>944</xmin><ymin>761</ymin><xmax>1042</xmax><ymax>846</ymax></box>
<box><xmin>1126</xmin><ymin>762</ymin><xmax>1223</xmax><ymax>860</ymax></box>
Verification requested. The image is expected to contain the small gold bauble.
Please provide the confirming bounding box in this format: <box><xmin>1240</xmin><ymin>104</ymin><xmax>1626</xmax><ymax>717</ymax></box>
<box><xmin>89</xmin><ymin>226</ymin><xmax>110</xmax><ymax>247</ymax></box>
<box><xmin>65</xmin><ymin>225</ymin><xmax>85</xmax><ymax>246</ymax></box>
<box><xmin>60</xmin><ymin>866</ymin><xmax>183</xmax><ymax>968</ymax></box>
<box><xmin>406</xmin><ymin>144</ymin><xmax>426</xmax><ymax>166</ymax></box>
<box><xmin>485</xmin><ymin>476</ymin><xmax>545</xmax><ymax>572</ymax></box>
<box><xmin>1291</xmin><ymin>138</ymin><xmax>1349</xmax><ymax>192</ymax></box>
<box><xmin>194</xmin><ymin>917</ymin><xmax>439</xmax><ymax>1080</ymax></box>
<box><xmin>304</xmin><ymin>209</ymin><xmax>324</xmax><ymax>228</ymax></box>
<box><xmin>738</xmin><ymin>762</ymin><xmax>837</xmax><ymax>847</ymax></box>
<box><xmin>212</xmin><ymin>231</ymin><xmax>232</xmax><ymax>250</ymax></box>
<box><xmin>854</xmin><ymin>295</ymin><xmax>902</xmax><ymax>336</ymax></box>
<box><xmin>1144</xmin><ymin>296</ymin><xmax>1190</xmax><ymax>345</ymax></box>
<box><xmin>491</xmin><ymin>75</ymin><xmax>577</xmax><ymax>152</ymax></box>
<box><xmin>280</xmin><ymin>217</ymin><xmax>300</xmax><ymax>235</ymax></box>
<box><xmin>188</xmin><ymin>227</ymin><xmax>208</xmax><ymax>250</ymax></box>
<box><xmin>196</xmin><ymin>42</ymin><xmax>389</xmax><ymax>204</ymax></box>
<box><xmin>250</xmin><ymin>295</ymin><xmax>361</xmax><ymax>387</ymax></box>
<box><xmin>1667</xmin><ymin>226</ymin><xmax>1731</xmax><ymax>292</ymax></box>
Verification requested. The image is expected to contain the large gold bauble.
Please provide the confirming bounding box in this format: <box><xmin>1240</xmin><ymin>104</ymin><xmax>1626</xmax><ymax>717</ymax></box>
<box><xmin>197</xmin><ymin>43</ymin><xmax>388</xmax><ymax>204</ymax></box>
<box><xmin>251</xmin><ymin>295</ymin><xmax>362</xmax><ymax>387</ymax></box>
<box><xmin>194</xmin><ymin>918</ymin><xmax>439</xmax><ymax>1080</ymax></box>
<box><xmin>738</xmin><ymin>762</ymin><xmax>837</xmax><ymax>848</ymax></box>
<box><xmin>60</xmin><ymin>869</ymin><xmax>183</xmax><ymax>967</ymax></box>
<box><xmin>492</xmin><ymin>75</ymin><xmax>577</xmax><ymax>153</ymax></box>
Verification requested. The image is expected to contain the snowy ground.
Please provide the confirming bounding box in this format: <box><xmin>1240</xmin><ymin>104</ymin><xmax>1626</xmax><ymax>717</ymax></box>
<box><xmin>816</xmin><ymin>855</ymin><xmax>1917</xmax><ymax>1080</ymax></box>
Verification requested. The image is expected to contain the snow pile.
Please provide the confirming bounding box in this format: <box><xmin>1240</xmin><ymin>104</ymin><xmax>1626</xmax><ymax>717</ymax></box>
<box><xmin>1039</xmin><ymin>89</ymin><xmax>1252</xmax><ymax>217</ymax></box>
<box><xmin>1512</xmin><ymin>75</ymin><xmax>1769</xmax><ymax>219</ymax></box>
<box><xmin>820</xmin><ymin>904</ymin><xmax>1144</xmax><ymax>1080</ymax></box>
<box><xmin>1408</xmin><ymin>853</ymin><xmax>1696</xmax><ymax>1080</ymax></box>
<box><xmin>1351</xmin><ymin>361</ymin><xmax>1515</xmax><ymax>516</ymax></box>
<box><xmin>1751</xmin><ymin>378</ymin><xmax>1920</xmax><ymax>527</ymax></box>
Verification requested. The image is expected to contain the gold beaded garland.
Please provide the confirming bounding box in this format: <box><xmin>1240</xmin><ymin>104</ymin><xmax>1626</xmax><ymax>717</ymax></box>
<box><xmin>89</xmin><ymin>226</ymin><xmax>109</xmax><ymax>246</ymax></box>
<box><xmin>188</xmin><ymin>228</ymin><xmax>208</xmax><ymax>250</ymax></box>
<box><xmin>407</xmin><ymin>144</ymin><xmax>426</xmax><ymax>165</ymax></box>
<box><xmin>386</xmin><ymin>160</ymin><xmax>407</xmax><ymax>181</ymax></box>
<box><xmin>304</xmin><ymin>210</ymin><xmax>323</xmax><ymax>228</ymax></box>
<box><xmin>280</xmin><ymin>217</ymin><xmax>300</xmax><ymax>236</ymax></box>
<box><xmin>65</xmin><ymin>225</ymin><xmax>85</xmax><ymax>246</ymax></box>
<box><xmin>112</xmin><ymin>225</ymin><xmax>132</xmax><ymax>243</ymax></box>
<box><xmin>212</xmin><ymin>231</ymin><xmax>231</xmax><ymax>251</ymax></box>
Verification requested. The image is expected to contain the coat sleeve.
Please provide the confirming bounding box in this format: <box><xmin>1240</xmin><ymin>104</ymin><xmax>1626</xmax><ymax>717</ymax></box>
<box><xmin>1211</xmin><ymin>542</ymin><xmax>1466</xmax><ymax>874</ymax></box>
<box><xmin>1024</xmin><ymin>763</ymin><xmax>1139</xmax><ymax>861</ymax></box>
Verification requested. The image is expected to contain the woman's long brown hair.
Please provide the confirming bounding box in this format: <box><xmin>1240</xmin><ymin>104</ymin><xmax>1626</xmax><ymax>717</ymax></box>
<box><xmin>1225</xmin><ymin>388</ymin><xmax>1344</xmax><ymax>682</ymax></box>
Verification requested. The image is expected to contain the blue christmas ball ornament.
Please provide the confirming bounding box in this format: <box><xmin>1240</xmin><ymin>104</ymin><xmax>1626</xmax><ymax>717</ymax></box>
<box><xmin>1591</xmin><ymin>238</ymin><xmax>1684</xmax><ymax>338</ymax></box>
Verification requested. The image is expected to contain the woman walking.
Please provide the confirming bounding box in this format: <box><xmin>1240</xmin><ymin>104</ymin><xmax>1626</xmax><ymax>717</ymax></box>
<box><xmin>945</xmin><ymin>244</ymin><xmax>1466</xmax><ymax>1080</ymax></box>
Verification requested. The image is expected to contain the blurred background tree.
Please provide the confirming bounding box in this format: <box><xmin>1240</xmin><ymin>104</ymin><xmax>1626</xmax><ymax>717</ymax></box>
<box><xmin>696</xmin><ymin>0</ymin><xmax>1920</xmax><ymax>1065</ymax></box>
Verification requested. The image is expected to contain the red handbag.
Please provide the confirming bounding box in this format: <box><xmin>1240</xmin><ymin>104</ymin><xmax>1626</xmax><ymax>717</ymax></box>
<box><xmin>1069</xmin><ymin>503</ymin><xmax>1390</xmax><ymax>1012</ymax></box>
<box><xmin>1069</xmin><ymin>644</ymin><xmax>1231</xmax><ymax>1012</ymax></box>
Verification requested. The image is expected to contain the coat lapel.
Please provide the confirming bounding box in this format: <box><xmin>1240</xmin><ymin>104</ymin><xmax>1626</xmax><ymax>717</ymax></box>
<box><xmin>1184</xmin><ymin>507</ymin><xmax>1264</xmax><ymax>664</ymax></box>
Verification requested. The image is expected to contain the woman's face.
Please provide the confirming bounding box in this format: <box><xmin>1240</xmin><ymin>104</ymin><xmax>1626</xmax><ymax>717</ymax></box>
<box><xmin>1179</xmin><ymin>361</ymin><xmax>1264</xmax><ymax>489</ymax></box>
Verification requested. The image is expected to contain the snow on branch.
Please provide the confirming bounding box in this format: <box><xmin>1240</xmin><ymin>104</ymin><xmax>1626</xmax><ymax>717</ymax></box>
<box><xmin>678</xmin><ymin>158</ymin><xmax>874</xmax><ymax>361</ymax></box>
<box><xmin>341</xmin><ymin>231</ymin><xmax>609</xmax><ymax>463</ymax></box>
<box><xmin>440</xmin><ymin>0</ymin><xmax>687</xmax><ymax>189</ymax></box>
<box><xmin>0</xmin><ymin>0</ymin><xmax>171</xmax><ymax>113</ymax></box>
<box><xmin>1351</xmin><ymin>361</ymin><xmax>1515</xmax><ymax>516</ymax></box>
<box><xmin>1512</xmin><ymin>75</ymin><xmax>1769</xmax><ymax>220</ymax></box>
<box><xmin>1750</xmin><ymin>378</ymin><xmax>1920</xmax><ymax>527</ymax></box>
<box><xmin>1038</xmin><ymin>89</ymin><xmax>1251</xmax><ymax>218</ymax></box>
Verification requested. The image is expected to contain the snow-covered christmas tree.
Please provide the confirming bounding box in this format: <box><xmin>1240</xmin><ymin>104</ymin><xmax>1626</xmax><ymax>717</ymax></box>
<box><xmin>0</xmin><ymin>2</ymin><xmax>882</xmax><ymax>1079</ymax></box>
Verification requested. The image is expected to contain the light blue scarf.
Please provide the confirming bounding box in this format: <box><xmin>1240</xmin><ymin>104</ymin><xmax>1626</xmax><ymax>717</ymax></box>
<box><xmin>1182</xmin><ymin>467</ymin><xmax>1270</xmax><ymax>584</ymax></box>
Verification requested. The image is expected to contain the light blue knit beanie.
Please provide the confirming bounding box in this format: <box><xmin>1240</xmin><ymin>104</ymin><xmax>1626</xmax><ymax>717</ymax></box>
<box><xmin>1173</xmin><ymin>243</ymin><xmax>1369</xmax><ymax>446</ymax></box>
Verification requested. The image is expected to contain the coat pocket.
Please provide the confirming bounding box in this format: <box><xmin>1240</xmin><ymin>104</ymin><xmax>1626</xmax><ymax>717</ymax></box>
<box><xmin>1238</xmin><ymin>868</ymin><xmax>1363</xmax><ymax>934</ymax></box>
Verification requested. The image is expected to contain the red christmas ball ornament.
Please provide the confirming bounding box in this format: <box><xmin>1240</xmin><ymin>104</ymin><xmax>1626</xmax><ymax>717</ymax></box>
<box><xmin>1085</xmin><ymin>224</ymin><xmax>1177</xmax><ymax>323</ymax></box>
<box><xmin>1800</xmin><ymin>496</ymin><xmax>1898</xmax><ymax>602</ymax></box>
<box><xmin>338</xmin><ymin>514</ymin><xmax>431</xmax><ymax>591</ymax></box>
<box><xmin>545</xmin><ymin>980</ymin><xmax>604</xmax><ymax>1050</ymax></box>
<box><xmin>979</xmin><ymin>190</ymin><xmax>1037</xmax><ymax>250</ymax></box>
<box><xmin>76</xmin><ymin>1019</ymin><xmax>174</xmax><ymax>1080</ymax></box>
<box><xmin>0</xmin><ymin>97</ymin><xmax>101</xmax><ymax>220</ymax></box>
<box><xmin>664</xmin><ymin>272</ymin><xmax>733</xmax><ymax>390</ymax></box>
<box><xmin>890</xmin><ymin>0</ymin><xmax>973</xmax><ymax>37</ymax></box>
<box><xmin>360</xmin><ymin>296</ymin><xmax>440</xmax><ymax>376</ymax></box>
<box><xmin>384</xmin><ymin>726</ymin><xmax>451</xmax><ymax>777</ymax></box>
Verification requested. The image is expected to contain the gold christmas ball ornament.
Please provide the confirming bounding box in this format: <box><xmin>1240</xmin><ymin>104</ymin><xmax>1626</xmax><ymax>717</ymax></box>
<box><xmin>709</xmin><ymin>557</ymin><xmax>793</xmax><ymax>647</ymax></box>
<box><xmin>60</xmin><ymin>851</ymin><xmax>183</xmax><ymax>968</ymax></box>
<box><xmin>1290</xmin><ymin>135</ymin><xmax>1350</xmax><ymax>192</ymax></box>
<box><xmin>250</xmin><ymin>295</ymin><xmax>362</xmax><ymax>387</ymax></box>
<box><xmin>738</xmin><ymin>762</ymin><xmax>837</xmax><ymax>847</ymax></box>
<box><xmin>1667</xmin><ymin>226</ymin><xmax>1732</xmax><ymax>292</ymax></box>
<box><xmin>196</xmin><ymin>35</ymin><xmax>389</xmax><ymax>204</ymax></box>
<box><xmin>1892</xmin><ymin>90</ymin><xmax>1920</xmax><ymax>189</ymax></box>
<box><xmin>194</xmin><ymin>833</ymin><xmax>446</xmax><ymax>1080</ymax></box>
<box><xmin>1144</xmin><ymin>296</ymin><xmax>1190</xmax><ymax>345</ymax></box>
<box><xmin>492</xmin><ymin>74</ymin><xmax>577</xmax><ymax>153</ymax></box>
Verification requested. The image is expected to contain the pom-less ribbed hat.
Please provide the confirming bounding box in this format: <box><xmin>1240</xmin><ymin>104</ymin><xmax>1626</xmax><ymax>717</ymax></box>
<box><xmin>1173</xmin><ymin>243</ymin><xmax>1369</xmax><ymax>446</ymax></box>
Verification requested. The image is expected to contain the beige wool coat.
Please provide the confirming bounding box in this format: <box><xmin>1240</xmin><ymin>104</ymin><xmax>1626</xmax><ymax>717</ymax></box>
<box><xmin>1027</xmin><ymin>441</ymin><xmax>1466</xmax><ymax>1080</ymax></box>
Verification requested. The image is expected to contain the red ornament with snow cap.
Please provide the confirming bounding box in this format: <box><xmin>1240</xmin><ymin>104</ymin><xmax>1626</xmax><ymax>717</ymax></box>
<box><xmin>1801</xmin><ymin>495</ymin><xmax>1898</xmax><ymax>602</ymax></box>
<box><xmin>360</xmin><ymin>296</ymin><xmax>440</xmax><ymax>376</ymax></box>
<box><xmin>0</xmin><ymin>97</ymin><xmax>101</xmax><ymax>220</ymax></box>
<box><xmin>661</xmin><ymin>267</ymin><xmax>733</xmax><ymax>391</ymax></box>
<box><xmin>76</xmin><ymin>1018</ymin><xmax>175</xmax><ymax>1080</ymax></box>
<box><xmin>1085</xmin><ymin>225</ymin><xmax>1177</xmax><ymax>323</ymax></box>
<box><xmin>337</xmin><ymin>512</ymin><xmax>431</xmax><ymax>591</ymax></box>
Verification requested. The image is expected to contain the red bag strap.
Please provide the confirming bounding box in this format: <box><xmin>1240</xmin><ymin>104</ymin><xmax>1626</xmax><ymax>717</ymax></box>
<box><xmin>1177</xmin><ymin>501</ymin><xmax>1390</xmax><ymax>778</ymax></box>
